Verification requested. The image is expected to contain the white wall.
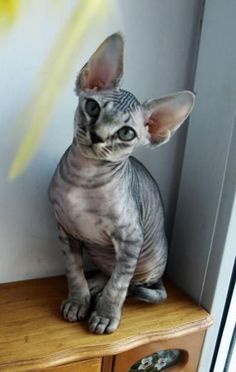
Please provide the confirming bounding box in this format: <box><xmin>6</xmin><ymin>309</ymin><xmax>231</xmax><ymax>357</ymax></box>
<box><xmin>0</xmin><ymin>0</ymin><xmax>201</xmax><ymax>283</ymax></box>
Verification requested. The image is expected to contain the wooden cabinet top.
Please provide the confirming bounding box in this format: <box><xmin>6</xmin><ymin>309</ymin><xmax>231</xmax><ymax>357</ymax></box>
<box><xmin>0</xmin><ymin>276</ymin><xmax>212</xmax><ymax>371</ymax></box>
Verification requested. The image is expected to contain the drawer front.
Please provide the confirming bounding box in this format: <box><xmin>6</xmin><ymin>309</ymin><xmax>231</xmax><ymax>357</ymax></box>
<box><xmin>48</xmin><ymin>358</ymin><xmax>102</xmax><ymax>372</ymax></box>
<box><xmin>113</xmin><ymin>331</ymin><xmax>206</xmax><ymax>372</ymax></box>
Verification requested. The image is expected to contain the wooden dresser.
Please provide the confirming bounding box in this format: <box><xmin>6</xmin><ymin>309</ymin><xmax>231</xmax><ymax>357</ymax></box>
<box><xmin>0</xmin><ymin>276</ymin><xmax>212</xmax><ymax>371</ymax></box>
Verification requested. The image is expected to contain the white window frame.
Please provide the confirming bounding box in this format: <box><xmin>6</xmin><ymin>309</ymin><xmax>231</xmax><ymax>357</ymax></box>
<box><xmin>167</xmin><ymin>0</ymin><xmax>236</xmax><ymax>370</ymax></box>
<box><xmin>213</xmin><ymin>274</ymin><xmax>236</xmax><ymax>372</ymax></box>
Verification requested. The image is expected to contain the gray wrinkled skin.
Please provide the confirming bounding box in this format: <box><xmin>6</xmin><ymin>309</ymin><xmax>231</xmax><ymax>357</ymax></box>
<box><xmin>48</xmin><ymin>33</ymin><xmax>194</xmax><ymax>334</ymax></box>
<box><xmin>49</xmin><ymin>140</ymin><xmax>167</xmax><ymax>333</ymax></box>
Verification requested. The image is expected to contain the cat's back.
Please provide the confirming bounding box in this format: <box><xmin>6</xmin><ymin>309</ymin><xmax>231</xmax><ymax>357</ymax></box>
<box><xmin>129</xmin><ymin>155</ymin><xmax>166</xmax><ymax>237</ymax></box>
<box><xmin>128</xmin><ymin>156</ymin><xmax>167</xmax><ymax>284</ymax></box>
<box><xmin>129</xmin><ymin>156</ymin><xmax>164</xmax><ymax>209</ymax></box>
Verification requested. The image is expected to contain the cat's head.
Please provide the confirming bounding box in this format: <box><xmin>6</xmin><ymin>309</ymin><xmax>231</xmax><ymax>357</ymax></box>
<box><xmin>74</xmin><ymin>33</ymin><xmax>195</xmax><ymax>162</ymax></box>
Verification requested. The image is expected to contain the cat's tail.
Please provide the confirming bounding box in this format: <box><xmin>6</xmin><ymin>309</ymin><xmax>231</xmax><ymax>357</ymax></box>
<box><xmin>128</xmin><ymin>279</ymin><xmax>167</xmax><ymax>304</ymax></box>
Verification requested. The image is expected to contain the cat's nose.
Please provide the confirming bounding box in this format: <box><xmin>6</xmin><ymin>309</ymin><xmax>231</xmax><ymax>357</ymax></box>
<box><xmin>90</xmin><ymin>132</ymin><xmax>104</xmax><ymax>144</ymax></box>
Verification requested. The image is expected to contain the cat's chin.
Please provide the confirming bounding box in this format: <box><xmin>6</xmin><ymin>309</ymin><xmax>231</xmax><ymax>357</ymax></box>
<box><xmin>78</xmin><ymin>143</ymin><xmax>130</xmax><ymax>163</ymax></box>
<box><xmin>78</xmin><ymin>144</ymin><xmax>99</xmax><ymax>159</ymax></box>
<box><xmin>78</xmin><ymin>143</ymin><xmax>110</xmax><ymax>162</ymax></box>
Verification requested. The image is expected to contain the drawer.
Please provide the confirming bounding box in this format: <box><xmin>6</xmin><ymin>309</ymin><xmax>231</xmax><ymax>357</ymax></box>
<box><xmin>47</xmin><ymin>358</ymin><xmax>102</xmax><ymax>372</ymax></box>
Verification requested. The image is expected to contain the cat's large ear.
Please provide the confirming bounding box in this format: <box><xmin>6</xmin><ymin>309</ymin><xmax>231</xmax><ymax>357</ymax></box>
<box><xmin>143</xmin><ymin>91</ymin><xmax>195</xmax><ymax>146</ymax></box>
<box><xmin>76</xmin><ymin>33</ymin><xmax>123</xmax><ymax>93</ymax></box>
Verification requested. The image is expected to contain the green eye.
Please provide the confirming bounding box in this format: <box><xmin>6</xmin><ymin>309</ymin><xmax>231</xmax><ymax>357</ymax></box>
<box><xmin>117</xmin><ymin>126</ymin><xmax>136</xmax><ymax>141</ymax></box>
<box><xmin>85</xmin><ymin>99</ymin><xmax>100</xmax><ymax>118</ymax></box>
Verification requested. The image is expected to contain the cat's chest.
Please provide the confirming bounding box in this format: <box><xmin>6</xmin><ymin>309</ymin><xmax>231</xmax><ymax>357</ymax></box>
<box><xmin>54</xmin><ymin>183</ymin><xmax>123</xmax><ymax>244</ymax></box>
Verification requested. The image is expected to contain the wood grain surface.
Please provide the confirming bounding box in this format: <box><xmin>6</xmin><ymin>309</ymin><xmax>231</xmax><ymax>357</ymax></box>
<box><xmin>0</xmin><ymin>276</ymin><xmax>212</xmax><ymax>371</ymax></box>
<box><xmin>46</xmin><ymin>358</ymin><xmax>101</xmax><ymax>372</ymax></box>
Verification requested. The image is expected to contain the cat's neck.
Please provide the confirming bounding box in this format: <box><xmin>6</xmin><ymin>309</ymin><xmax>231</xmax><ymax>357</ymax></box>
<box><xmin>67</xmin><ymin>140</ymin><xmax>129</xmax><ymax>186</ymax></box>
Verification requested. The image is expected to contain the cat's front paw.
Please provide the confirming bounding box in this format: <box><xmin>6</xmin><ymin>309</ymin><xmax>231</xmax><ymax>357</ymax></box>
<box><xmin>88</xmin><ymin>296</ymin><xmax>121</xmax><ymax>334</ymax></box>
<box><xmin>61</xmin><ymin>294</ymin><xmax>91</xmax><ymax>322</ymax></box>
<box><xmin>88</xmin><ymin>310</ymin><xmax>121</xmax><ymax>334</ymax></box>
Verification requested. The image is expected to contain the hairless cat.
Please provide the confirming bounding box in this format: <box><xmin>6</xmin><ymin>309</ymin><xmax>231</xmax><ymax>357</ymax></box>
<box><xmin>49</xmin><ymin>33</ymin><xmax>195</xmax><ymax>334</ymax></box>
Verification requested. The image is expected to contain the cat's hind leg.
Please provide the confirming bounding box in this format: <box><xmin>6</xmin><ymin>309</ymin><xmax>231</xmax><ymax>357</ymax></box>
<box><xmin>87</xmin><ymin>272</ymin><xmax>108</xmax><ymax>297</ymax></box>
<box><xmin>128</xmin><ymin>279</ymin><xmax>167</xmax><ymax>304</ymax></box>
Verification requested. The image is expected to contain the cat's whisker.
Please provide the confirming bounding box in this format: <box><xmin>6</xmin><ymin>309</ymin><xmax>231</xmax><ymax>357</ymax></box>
<box><xmin>76</xmin><ymin>131</ymin><xmax>87</xmax><ymax>138</ymax></box>
<box><xmin>78</xmin><ymin>126</ymin><xmax>86</xmax><ymax>132</ymax></box>
<box><xmin>76</xmin><ymin>131</ymin><xmax>90</xmax><ymax>145</ymax></box>
<box><xmin>102</xmin><ymin>146</ymin><xmax>111</xmax><ymax>155</ymax></box>
<box><xmin>95</xmin><ymin>147</ymin><xmax>109</xmax><ymax>159</ymax></box>
<box><xmin>77</xmin><ymin>129</ymin><xmax>87</xmax><ymax>136</ymax></box>
<box><xmin>97</xmin><ymin>147</ymin><xmax>106</xmax><ymax>158</ymax></box>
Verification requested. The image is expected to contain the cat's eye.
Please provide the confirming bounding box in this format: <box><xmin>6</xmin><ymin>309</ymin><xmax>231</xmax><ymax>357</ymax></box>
<box><xmin>117</xmin><ymin>126</ymin><xmax>136</xmax><ymax>141</ymax></box>
<box><xmin>85</xmin><ymin>99</ymin><xmax>100</xmax><ymax>118</ymax></box>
